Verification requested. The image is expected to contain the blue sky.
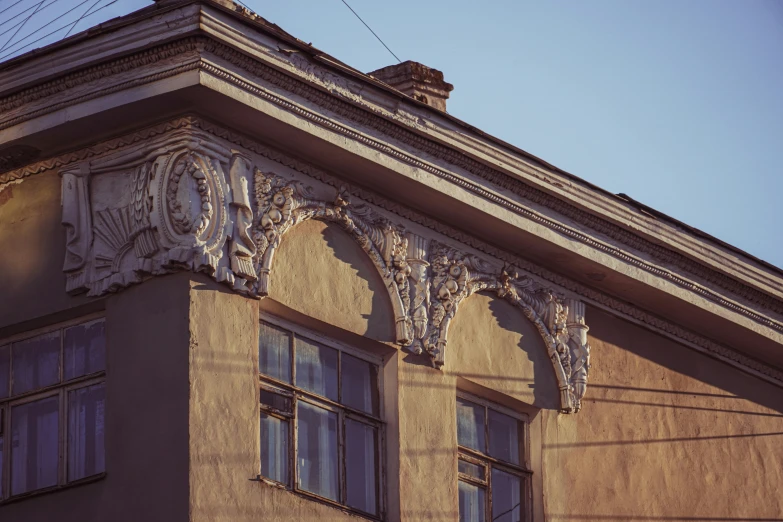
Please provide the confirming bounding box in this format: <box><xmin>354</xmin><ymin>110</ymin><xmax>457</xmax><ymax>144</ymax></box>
<box><xmin>2</xmin><ymin>0</ymin><xmax>781</xmax><ymax>268</ymax></box>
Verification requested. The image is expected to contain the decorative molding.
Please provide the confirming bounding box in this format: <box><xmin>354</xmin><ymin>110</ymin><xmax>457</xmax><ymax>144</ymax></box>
<box><xmin>0</xmin><ymin>117</ymin><xmax>195</xmax><ymax>186</ymax></box>
<box><xmin>1</xmin><ymin>34</ymin><xmax>781</xmax><ymax>325</ymax></box>
<box><xmin>252</xmin><ymin>169</ymin><xmax>413</xmax><ymax>345</ymax></box>
<box><xmin>182</xmin><ymin>119</ymin><xmax>783</xmax><ymax>388</ymax></box>
<box><xmin>6</xmin><ymin>116</ymin><xmax>783</xmax><ymax>387</ymax></box>
<box><xmin>60</xmin><ymin>131</ymin><xmax>260</xmax><ymax>297</ymax></box>
<box><xmin>54</xmin><ymin>126</ymin><xmax>593</xmax><ymax>411</ymax></box>
<box><xmin>424</xmin><ymin>244</ymin><xmax>590</xmax><ymax>412</ymax></box>
<box><xmin>251</xmin><ymin>170</ymin><xmax>591</xmax><ymax>412</ymax></box>
<box><xmin>60</xmin><ymin>163</ymin><xmax>92</xmax><ymax>287</ymax></box>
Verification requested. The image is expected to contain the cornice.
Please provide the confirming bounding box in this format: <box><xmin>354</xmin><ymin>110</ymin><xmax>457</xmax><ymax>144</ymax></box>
<box><xmin>3</xmin><ymin>114</ymin><xmax>782</xmax><ymax>387</ymax></box>
<box><xmin>1</xmin><ymin>34</ymin><xmax>782</xmax><ymax>335</ymax></box>
<box><xmin>190</xmin><ymin>117</ymin><xmax>783</xmax><ymax>388</ymax></box>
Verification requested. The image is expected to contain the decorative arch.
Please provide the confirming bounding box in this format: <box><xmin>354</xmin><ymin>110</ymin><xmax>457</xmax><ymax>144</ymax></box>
<box><xmin>250</xmin><ymin>169</ymin><xmax>591</xmax><ymax>413</ymax></box>
<box><xmin>252</xmin><ymin>169</ymin><xmax>413</xmax><ymax>346</ymax></box>
<box><xmin>423</xmin><ymin>243</ymin><xmax>590</xmax><ymax>413</ymax></box>
<box><xmin>58</xmin><ymin>131</ymin><xmax>591</xmax><ymax>413</ymax></box>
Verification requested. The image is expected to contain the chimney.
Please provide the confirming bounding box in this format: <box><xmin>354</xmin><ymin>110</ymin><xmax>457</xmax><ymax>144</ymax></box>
<box><xmin>369</xmin><ymin>61</ymin><xmax>454</xmax><ymax>112</ymax></box>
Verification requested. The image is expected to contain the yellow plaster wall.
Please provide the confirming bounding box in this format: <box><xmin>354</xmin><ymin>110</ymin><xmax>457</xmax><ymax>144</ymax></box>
<box><xmin>253</xmin><ymin>227</ymin><xmax>783</xmax><ymax>522</ymax></box>
<box><xmin>0</xmin><ymin>172</ymin><xmax>94</xmax><ymax>330</ymax></box>
<box><xmin>543</xmin><ymin>306</ymin><xmax>783</xmax><ymax>521</ymax></box>
<box><xmin>1</xmin><ymin>173</ymin><xmax>781</xmax><ymax>522</ymax></box>
<box><xmin>269</xmin><ymin>219</ymin><xmax>395</xmax><ymax>344</ymax></box>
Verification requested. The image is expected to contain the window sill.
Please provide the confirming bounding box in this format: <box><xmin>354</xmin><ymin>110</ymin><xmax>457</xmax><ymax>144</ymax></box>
<box><xmin>252</xmin><ymin>476</ymin><xmax>382</xmax><ymax>521</ymax></box>
<box><xmin>0</xmin><ymin>473</ymin><xmax>107</xmax><ymax>507</ymax></box>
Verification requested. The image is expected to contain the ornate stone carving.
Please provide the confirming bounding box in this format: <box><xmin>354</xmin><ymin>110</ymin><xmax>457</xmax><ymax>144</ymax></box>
<box><xmin>60</xmin><ymin>164</ymin><xmax>92</xmax><ymax>293</ymax></box>
<box><xmin>44</xmin><ymin>118</ymin><xmax>783</xmax><ymax>390</ymax></box>
<box><xmin>59</xmin><ymin>133</ymin><xmax>260</xmax><ymax>296</ymax></box>
<box><xmin>228</xmin><ymin>151</ymin><xmax>257</xmax><ymax>281</ymax></box>
<box><xmin>3</xmin><ymin>34</ymin><xmax>780</xmax><ymax>326</ymax></box>
<box><xmin>252</xmin><ymin>169</ymin><xmax>413</xmax><ymax>345</ymax></box>
<box><xmin>419</xmin><ymin>242</ymin><xmax>590</xmax><ymax>413</ymax></box>
<box><xmin>566</xmin><ymin>299</ymin><xmax>591</xmax><ymax>412</ymax></box>
<box><xmin>406</xmin><ymin>233</ymin><xmax>430</xmax><ymax>355</ymax></box>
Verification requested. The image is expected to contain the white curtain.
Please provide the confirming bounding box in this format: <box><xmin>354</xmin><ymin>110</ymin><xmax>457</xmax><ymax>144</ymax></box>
<box><xmin>11</xmin><ymin>396</ymin><xmax>59</xmax><ymax>495</ymax></box>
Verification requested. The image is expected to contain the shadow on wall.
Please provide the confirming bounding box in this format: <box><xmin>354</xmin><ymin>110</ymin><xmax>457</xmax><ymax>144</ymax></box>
<box><xmin>320</xmin><ymin>223</ymin><xmax>395</xmax><ymax>342</ymax></box>
<box><xmin>488</xmin><ymin>295</ymin><xmax>557</xmax><ymax>409</ymax></box>
<box><xmin>419</xmin><ymin>290</ymin><xmax>561</xmax><ymax>411</ymax></box>
<box><xmin>587</xmin><ymin>307</ymin><xmax>783</xmax><ymax>416</ymax></box>
<box><xmin>0</xmin><ymin>172</ymin><xmax>94</xmax><ymax>331</ymax></box>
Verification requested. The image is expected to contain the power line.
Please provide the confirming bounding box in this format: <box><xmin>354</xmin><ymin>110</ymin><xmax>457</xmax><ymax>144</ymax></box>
<box><xmin>337</xmin><ymin>0</ymin><xmax>401</xmax><ymax>63</ymax></box>
<box><xmin>0</xmin><ymin>0</ymin><xmax>119</xmax><ymax>61</ymax></box>
<box><xmin>0</xmin><ymin>0</ymin><xmax>96</xmax><ymax>57</ymax></box>
<box><xmin>0</xmin><ymin>0</ymin><xmax>32</xmax><ymax>18</ymax></box>
<box><xmin>233</xmin><ymin>0</ymin><xmax>254</xmax><ymax>13</ymax></box>
<box><xmin>64</xmin><ymin>0</ymin><xmax>104</xmax><ymax>38</ymax></box>
<box><xmin>0</xmin><ymin>0</ymin><xmax>61</xmax><ymax>30</ymax></box>
<box><xmin>1</xmin><ymin>0</ymin><xmax>46</xmax><ymax>53</ymax></box>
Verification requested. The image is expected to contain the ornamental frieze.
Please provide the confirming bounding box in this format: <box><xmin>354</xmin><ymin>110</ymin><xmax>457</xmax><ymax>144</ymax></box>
<box><xmin>58</xmin><ymin>130</ymin><xmax>591</xmax><ymax>413</ymax></box>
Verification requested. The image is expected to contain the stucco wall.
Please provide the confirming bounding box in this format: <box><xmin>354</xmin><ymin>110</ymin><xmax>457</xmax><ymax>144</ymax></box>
<box><xmin>0</xmin><ymin>274</ymin><xmax>192</xmax><ymax>522</ymax></box>
<box><xmin>0</xmin><ymin>172</ymin><xmax>93</xmax><ymax>330</ymax></box>
<box><xmin>544</xmin><ymin>306</ymin><xmax>783</xmax><ymax>521</ymax></box>
<box><xmin>1</xmin><ymin>173</ymin><xmax>781</xmax><ymax>522</ymax></box>
<box><xmin>251</xmin><ymin>222</ymin><xmax>783</xmax><ymax>521</ymax></box>
<box><xmin>270</xmin><ymin>219</ymin><xmax>395</xmax><ymax>344</ymax></box>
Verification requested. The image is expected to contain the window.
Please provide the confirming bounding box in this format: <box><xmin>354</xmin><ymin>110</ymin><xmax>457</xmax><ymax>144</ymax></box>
<box><xmin>457</xmin><ymin>393</ymin><xmax>530</xmax><ymax>522</ymax></box>
<box><xmin>258</xmin><ymin>320</ymin><xmax>382</xmax><ymax>518</ymax></box>
<box><xmin>0</xmin><ymin>318</ymin><xmax>106</xmax><ymax>500</ymax></box>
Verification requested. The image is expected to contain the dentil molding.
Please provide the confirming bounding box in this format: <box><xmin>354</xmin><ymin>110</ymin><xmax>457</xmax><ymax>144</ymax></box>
<box><xmin>7</xmin><ymin>115</ymin><xmax>777</xmax><ymax>389</ymax></box>
<box><xmin>1</xmin><ymin>34</ymin><xmax>780</xmax><ymax>327</ymax></box>
<box><xmin>58</xmin><ymin>126</ymin><xmax>591</xmax><ymax>413</ymax></box>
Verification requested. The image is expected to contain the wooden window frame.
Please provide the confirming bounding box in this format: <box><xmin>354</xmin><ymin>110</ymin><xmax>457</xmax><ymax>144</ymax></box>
<box><xmin>0</xmin><ymin>314</ymin><xmax>107</xmax><ymax>503</ymax></box>
<box><xmin>457</xmin><ymin>391</ymin><xmax>532</xmax><ymax>522</ymax></box>
<box><xmin>258</xmin><ymin>316</ymin><xmax>385</xmax><ymax>521</ymax></box>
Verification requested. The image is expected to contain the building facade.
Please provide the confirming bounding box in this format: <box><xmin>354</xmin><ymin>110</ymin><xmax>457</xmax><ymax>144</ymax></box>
<box><xmin>0</xmin><ymin>1</ymin><xmax>782</xmax><ymax>521</ymax></box>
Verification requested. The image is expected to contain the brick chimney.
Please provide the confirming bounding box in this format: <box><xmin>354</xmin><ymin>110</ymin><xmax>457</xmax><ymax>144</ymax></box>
<box><xmin>369</xmin><ymin>61</ymin><xmax>454</xmax><ymax>112</ymax></box>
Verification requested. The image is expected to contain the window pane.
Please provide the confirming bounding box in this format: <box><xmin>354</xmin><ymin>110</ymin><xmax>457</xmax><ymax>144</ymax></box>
<box><xmin>260</xmin><ymin>388</ymin><xmax>292</xmax><ymax>413</ymax></box>
<box><xmin>488</xmin><ymin>409</ymin><xmax>520</xmax><ymax>465</ymax></box>
<box><xmin>458</xmin><ymin>480</ymin><xmax>486</xmax><ymax>522</ymax></box>
<box><xmin>260</xmin><ymin>413</ymin><xmax>289</xmax><ymax>484</ymax></box>
<box><xmin>64</xmin><ymin>320</ymin><xmax>106</xmax><ymax>381</ymax></box>
<box><xmin>295</xmin><ymin>338</ymin><xmax>338</xmax><ymax>401</ymax></box>
<box><xmin>259</xmin><ymin>323</ymin><xmax>291</xmax><ymax>383</ymax></box>
<box><xmin>68</xmin><ymin>383</ymin><xmax>106</xmax><ymax>482</ymax></box>
<box><xmin>345</xmin><ymin>419</ymin><xmax>378</xmax><ymax>514</ymax></box>
<box><xmin>457</xmin><ymin>398</ymin><xmax>485</xmax><ymax>452</ymax></box>
<box><xmin>341</xmin><ymin>354</ymin><xmax>378</xmax><ymax>415</ymax></box>
<box><xmin>0</xmin><ymin>344</ymin><xmax>9</xmax><ymax>399</ymax></box>
<box><xmin>458</xmin><ymin>459</ymin><xmax>485</xmax><ymax>481</ymax></box>
<box><xmin>297</xmin><ymin>401</ymin><xmax>338</xmax><ymax>501</ymax></box>
<box><xmin>12</xmin><ymin>332</ymin><xmax>60</xmax><ymax>395</ymax></box>
<box><xmin>11</xmin><ymin>396</ymin><xmax>59</xmax><ymax>495</ymax></box>
<box><xmin>491</xmin><ymin>469</ymin><xmax>523</xmax><ymax>522</ymax></box>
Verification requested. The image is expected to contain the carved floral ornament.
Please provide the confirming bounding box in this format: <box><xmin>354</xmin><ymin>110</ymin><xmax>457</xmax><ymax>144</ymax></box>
<box><xmin>60</xmin><ymin>136</ymin><xmax>590</xmax><ymax>413</ymax></box>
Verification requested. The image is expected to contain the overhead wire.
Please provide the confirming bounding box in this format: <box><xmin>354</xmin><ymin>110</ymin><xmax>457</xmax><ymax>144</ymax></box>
<box><xmin>0</xmin><ymin>0</ymin><xmax>32</xmax><ymax>18</ymax></box>
<box><xmin>64</xmin><ymin>0</ymin><xmax>104</xmax><ymax>38</ymax></box>
<box><xmin>337</xmin><ymin>0</ymin><xmax>401</xmax><ymax>63</ymax></box>
<box><xmin>0</xmin><ymin>0</ymin><xmax>106</xmax><ymax>58</ymax></box>
<box><xmin>0</xmin><ymin>0</ymin><xmax>62</xmax><ymax>31</ymax></box>
<box><xmin>1</xmin><ymin>0</ymin><xmax>46</xmax><ymax>53</ymax></box>
<box><xmin>0</xmin><ymin>0</ymin><xmax>119</xmax><ymax>61</ymax></box>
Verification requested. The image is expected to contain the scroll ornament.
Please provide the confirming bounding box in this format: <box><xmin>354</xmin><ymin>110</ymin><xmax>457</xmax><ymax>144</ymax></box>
<box><xmin>252</xmin><ymin>169</ymin><xmax>414</xmax><ymax>345</ymax></box>
<box><xmin>61</xmin><ymin>145</ymin><xmax>589</xmax><ymax>412</ymax></box>
<box><xmin>60</xmin><ymin>143</ymin><xmax>258</xmax><ymax>296</ymax></box>
<box><xmin>248</xmin><ymin>171</ymin><xmax>591</xmax><ymax>412</ymax></box>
